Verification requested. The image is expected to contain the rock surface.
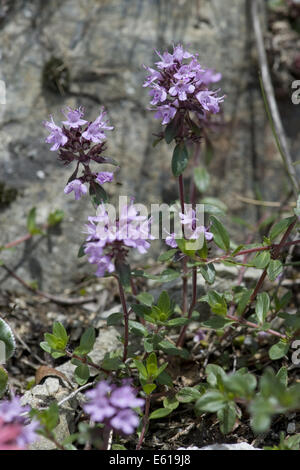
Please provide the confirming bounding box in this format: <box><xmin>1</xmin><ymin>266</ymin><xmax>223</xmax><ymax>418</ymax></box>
<box><xmin>0</xmin><ymin>0</ymin><xmax>299</xmax><ymax>291</ymax></box>
<box><xmin>21</xmin><ymin>377</ymin><xmax>74</xmax><ymax>450</ymax></box>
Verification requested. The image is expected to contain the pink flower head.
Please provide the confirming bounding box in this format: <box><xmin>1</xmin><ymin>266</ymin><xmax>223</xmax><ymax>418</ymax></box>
<box><xmin>44</xmin><ymin>116</ymin><xmax>68</xmax><ymax>151</ymax></box>
<box><xmin>165</xmin><ymin>231</ymin><xmax>178</xmax><ymax>248</ymax></box>
<box><xmin>96</xmin><ymin>171</ymin><xmax>114</xmax><ymax>185</ymax></box>
<box><xmin>84</xmin><ymin>381</ymin><xmax>144</xmax><ymax>435</ymax></box>
<box><xmin>0</xmin><ymin>397</ymin><xmax>39</xmax><ymax>449</ymax></box>
<box><xmin>143</xmin><ymin>44</ymin><xmax>224</xmax><ymax>130</ymax></box>
<box><xmin>196</xmin><ymin>90</ymin><xmax>224</xmax><ymax>114</ymax></box>
<box><xmin>61</xmin><ymin>106</ymin><xmax>88</xmax><ymax>128</ymax></box>
<box><xmin>82</xmin><ymin>109</ymin><xmax>114</xmax><ymax>143</ymax></box>
<box><xmin>149</xmin><ymin>84</ymin><xmax>167</xmax><ymax>105</ymax></box>
<box><xmin>143</xmin><ymin>66</ymin><xmax>162</xmax><ymax>87</ymax></box>
<box><xmin>84</xmin><ymin>203</ymin><xmax>152</xmax><ymax>277</ymax></box>
<box><xmin>154</xmin><ymin>103</ymin><xmax>177</xmax><ymax>125</ymax></box>
<box><xmin>169</xmin><ymin>80</ymin><xmax>195</xmax><ymax>101</ymax></box>
<box><xmin>64</xmin><ymin>179</ymin><xmax>88</xmax><ymax>200</ymax></box>
<box><xmin>172</xmin><ymin>44</ymin><xmax>193</xmax><ymax>62</ymax></box>
<box><xmin>155</xmin><ymin>50</ymin><xmax>175</xmax><ymax>69</ymax></box>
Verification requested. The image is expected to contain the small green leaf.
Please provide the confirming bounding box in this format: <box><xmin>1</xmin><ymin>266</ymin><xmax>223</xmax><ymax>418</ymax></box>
<box><xmin>27</xmin><ymin>207</ymin><xmax>42</xmax><ymax>235</ymax></box>
<box><xmin>157</xmin><ymin>291</ymin><xmax>171</xmax><ymax>314</ymax></box>
<box><xmin>195</xmin><ymin>390</ymin><xmax>227</xmax><ymax>413</ymax></box>
<box><xmin>236</xmin><ymin>289</ymin><xmax>252</xmax><ymax>315</ymax></box>
<box><xmin>255</xmin><ymin>292</ymin><xmax>270</xmax><ymax>324</ymax></box>
<box><xmin>276</xmin><ymin>367</ymin><xmax>288</xmax><ymax>387</ymax></box>
<box><xmin>146</xmin><ymin>352</ymin><xmax>157</xmax><ymax>376</ymax></box>
<box><xmin>252</xmin><ymin>251</ymin><xmax>271</xmax><ymax>269</ymax></box>
<box><xmin>206</xmin><ymin>291</ymin><xmax>227</xmax><ymax>316</ymax></box>
<box><xmin>106</xmin><ymin>312</ymin><xmax>124</xmax><ymax>326</ymax></box>
<box><xmin>163</xmin><ymin>396</ymin><xmax>179</xmax><ymax>411</ymax></box>
<box><xmin>218</xmin><ymin>402</ymin><xmax>236</xmax><ymax>434</ymax></box>
<box><xmin>194</xmin><ymin>167</ymin><xmax>210</xmax><ymax>193</ymax></box>
<box><xmin>198</xmin><ymin>264</ymin><xmax>216</xmax><ymax>285</ymax></box>
<box><xmin>149</xmin><ymin>407</ymin><xmax>173</xmax><ymax>419</ymax></box>
<box><xmin>171</xmin><ymin>142</ymin><xmax>189</xmax><ymax>177</ymax></box>
<box><xmin>176</xmin><ymin>387</ymin><xmax>202</xmax><ymax>403</ymax></box>
<box><xmin>133</xmin><ymin>360</ymin><xmax>148</xmax><ymax>380</ymax></box>
<box><xmin>166</xmin><ymin>317</ymin><xmax>189</xmax><ymax>326</ymax></box>
<box><xmin>47</xmin><ymin>209</ymin><xmax>64</xmax><ymax>227</ymax></box>
<box><xmin>101</xmin><ymin>356</ymin><xmax>123</xmax><ymax>371</ymax></box>
<box><xmin>267</xmin><ymin>259</ymin><xmax>283</xmax><ymax>281</ymax></box>
<box><xmin>53</xmin><ymin>322</ymin><xmax>68</xmax><ymax>344</ymax></box>
<box><xmin>129</xmin><ymin>320</ymin><xmax>149</xmax><ymax>337</ymax></box>
<box><xmin>136</xmin><ymin>292</ymin><xmax>154</xmax><ymax>307</ymax></box>
<box><xmin>75</xmin><ymin>327</ymin><xmax>96</xmax><ymax>355</ymax></box>
<box><xmin>210</xmin><ymin>216</ymin><xmax>230</xmax><ymax>252</ymax></box>
<box><xmin>158</xmin><ymin>249</ymin><xmax>177</xmax><ymax>262</ymax></box>
<box><xmin>74</xmin><ymin>364</ymin><xmax>90</xmax><ymax>385</ymax></box>
<box><xmin>0</xmin><ymin>366</ymin><xmax>8</xmax><ymax>397</ymax></box>
<box><xmin>77</xmin><ymin>242</ymin><xmax>86</xmax><ymax>258</ymax></box>
<box><xmin>143</xmin><ymin>383</ymin><xmax>156</xmax><ymax>395</ymax></box>
<box><xmin>269</xmin><ymin>341</ymin><xmax>289</xmax><ymax>360</ymax></box>
<box><xmin>269</xmin><ymin>217</ymin><xmax>296</xmax><ymax>242</ymax></box>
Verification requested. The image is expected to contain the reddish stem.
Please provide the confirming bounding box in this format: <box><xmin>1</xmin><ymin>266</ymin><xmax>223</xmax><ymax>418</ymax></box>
<box><xmin>136</xmin><ymin>395</ymin><xmax>151</xmax><ymax>450</ymax></box>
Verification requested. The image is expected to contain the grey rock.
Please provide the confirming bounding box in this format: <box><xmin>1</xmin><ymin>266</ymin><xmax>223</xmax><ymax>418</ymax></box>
<box><xmin>0</xmin><ymin>0</ymin><xmax>298</xmax><ymax>291</ymax></box>
<box><xmin>21</xmin><ymin>377</ymin><xmax>75</xmax><ymax>450</ymax></box>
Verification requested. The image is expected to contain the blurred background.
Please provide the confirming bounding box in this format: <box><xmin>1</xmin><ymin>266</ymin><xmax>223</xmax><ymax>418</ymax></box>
<box><xmin>0</xmin><ymin>0</ymin><xmax>299</xmax><ymax>292</ymax></box>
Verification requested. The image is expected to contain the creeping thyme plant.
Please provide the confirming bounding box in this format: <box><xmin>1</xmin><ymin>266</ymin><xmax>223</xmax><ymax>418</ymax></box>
<box><xmin>0</xmin><ymin>44</ymin><xmax>300</xmax><ymax>451</ymax></box>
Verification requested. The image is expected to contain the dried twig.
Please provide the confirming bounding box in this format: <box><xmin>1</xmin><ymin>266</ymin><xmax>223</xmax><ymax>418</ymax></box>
<box><xmin>251</xmin><ymin>0</ymin><xmax>299</xmax><ymax>198</ymax></box>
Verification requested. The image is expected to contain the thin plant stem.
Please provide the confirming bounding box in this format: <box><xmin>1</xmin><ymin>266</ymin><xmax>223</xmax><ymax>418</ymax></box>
<box><xmin>115</xmin><ymin>275</ymin><xmax>130</xmax><ymax>363</ymax></box>
<box><xmin>176</xmin><ymin>265</ymin><xmax>197</xmax><ymax>347</ymax></box>
<box><xmin>178</xmin><ymin>174</ymin><xmax>188</xmax><ymax>315</ymax></box>
<box><xmin>136</xmin><ymin>395</ymin><xmax>151</xmax><ymax>450</ymax></box>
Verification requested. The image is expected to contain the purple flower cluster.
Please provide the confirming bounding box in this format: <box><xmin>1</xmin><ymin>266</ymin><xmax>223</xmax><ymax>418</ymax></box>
<box><xmin>165</xmin><ymin>208</ymin><xmax>213</xmax><ymax>249</ymax></box>
<box><xmin>84</xmin><ymin>202</ymin><xmax>153</xmax><ymax>277</ymax></box>
<box><xmin>44</xmin><ymin>107</ymin><xmax>115</xmax><ymax>200</ymax></box>
<box><xmin>143</xmin><ymin>44</ymin><xmax>224</xmax><ymax>134</ymax></box>
<box><xmin>84</xmin><ymin>381</ymin><xmax>144</xmax><ymax>435</ymax></box>
<box><xmin>0</xmin><ymin>396</ymin><xmax>39</xmax><ymax>449</ymax></box>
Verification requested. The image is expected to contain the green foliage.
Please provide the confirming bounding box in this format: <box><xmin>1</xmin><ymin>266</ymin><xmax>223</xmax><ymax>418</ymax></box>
<box><xmin>209</xmin><ymin>216</ymin><xmax>230</xmax><ymax>252</ymax></box>
<box><xmin>264</xmin><ymin>432</ymin><xmax>300</xmax><ymax>451</ymax></box>
<box><xmin>0</xmin><ymin>366</ymin><xmax>8</xmax><ymax>398</ymax></box>
<box><xmin>189</xmin><ymin>365</ymin><xmax>300</xmax><ymax>435</ymax></box>
<box><xmin>201</xmin><ymin>291</ymin><xmax>227</xmax><ymax>316</ymax></box>
<box><xmin>134</xmin><ymin>352</ymin><xmax>170</xmax><ymax>395</ymax></box>
<box><xmin>0</xmin><ymin>318</ymin><xmax>16</xmax><ymax>361</ymax></box>
<box><xmin>171</xmin><ymin>142</ymin><xmax>189</xmax><ymax>177</ymax></box>
<box><xmin>27</xmin><ymin>207</ymin><xmax>44</xmax><ymax>236</ymax></box>
<box><xmin>41</xmin><ymin>322</ymin><xmax>69</xmax><ymax>359</ymax></box>
<box><xmin>74</xmin><ymin>327</ymin><xmax>96</xmax><ymax>356</ymax></box>
<box><xmin>269</xmin><ymin>216</ymin><xmax>296</xmax><ymax>242</ymax></box>
<box><xmin>255</xmin><ymin>292</ymin><xmax>270</xmax><ymax>325</ymax></box>
<box><xmin>194</xmin><ymin>167</ymin><xmax>210</xmax><ymax>193</ymax></box>
<box><xmin>47</xmin><ymin>209</ymin><xmax>64</xmax><ymax>227</ymax></box>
